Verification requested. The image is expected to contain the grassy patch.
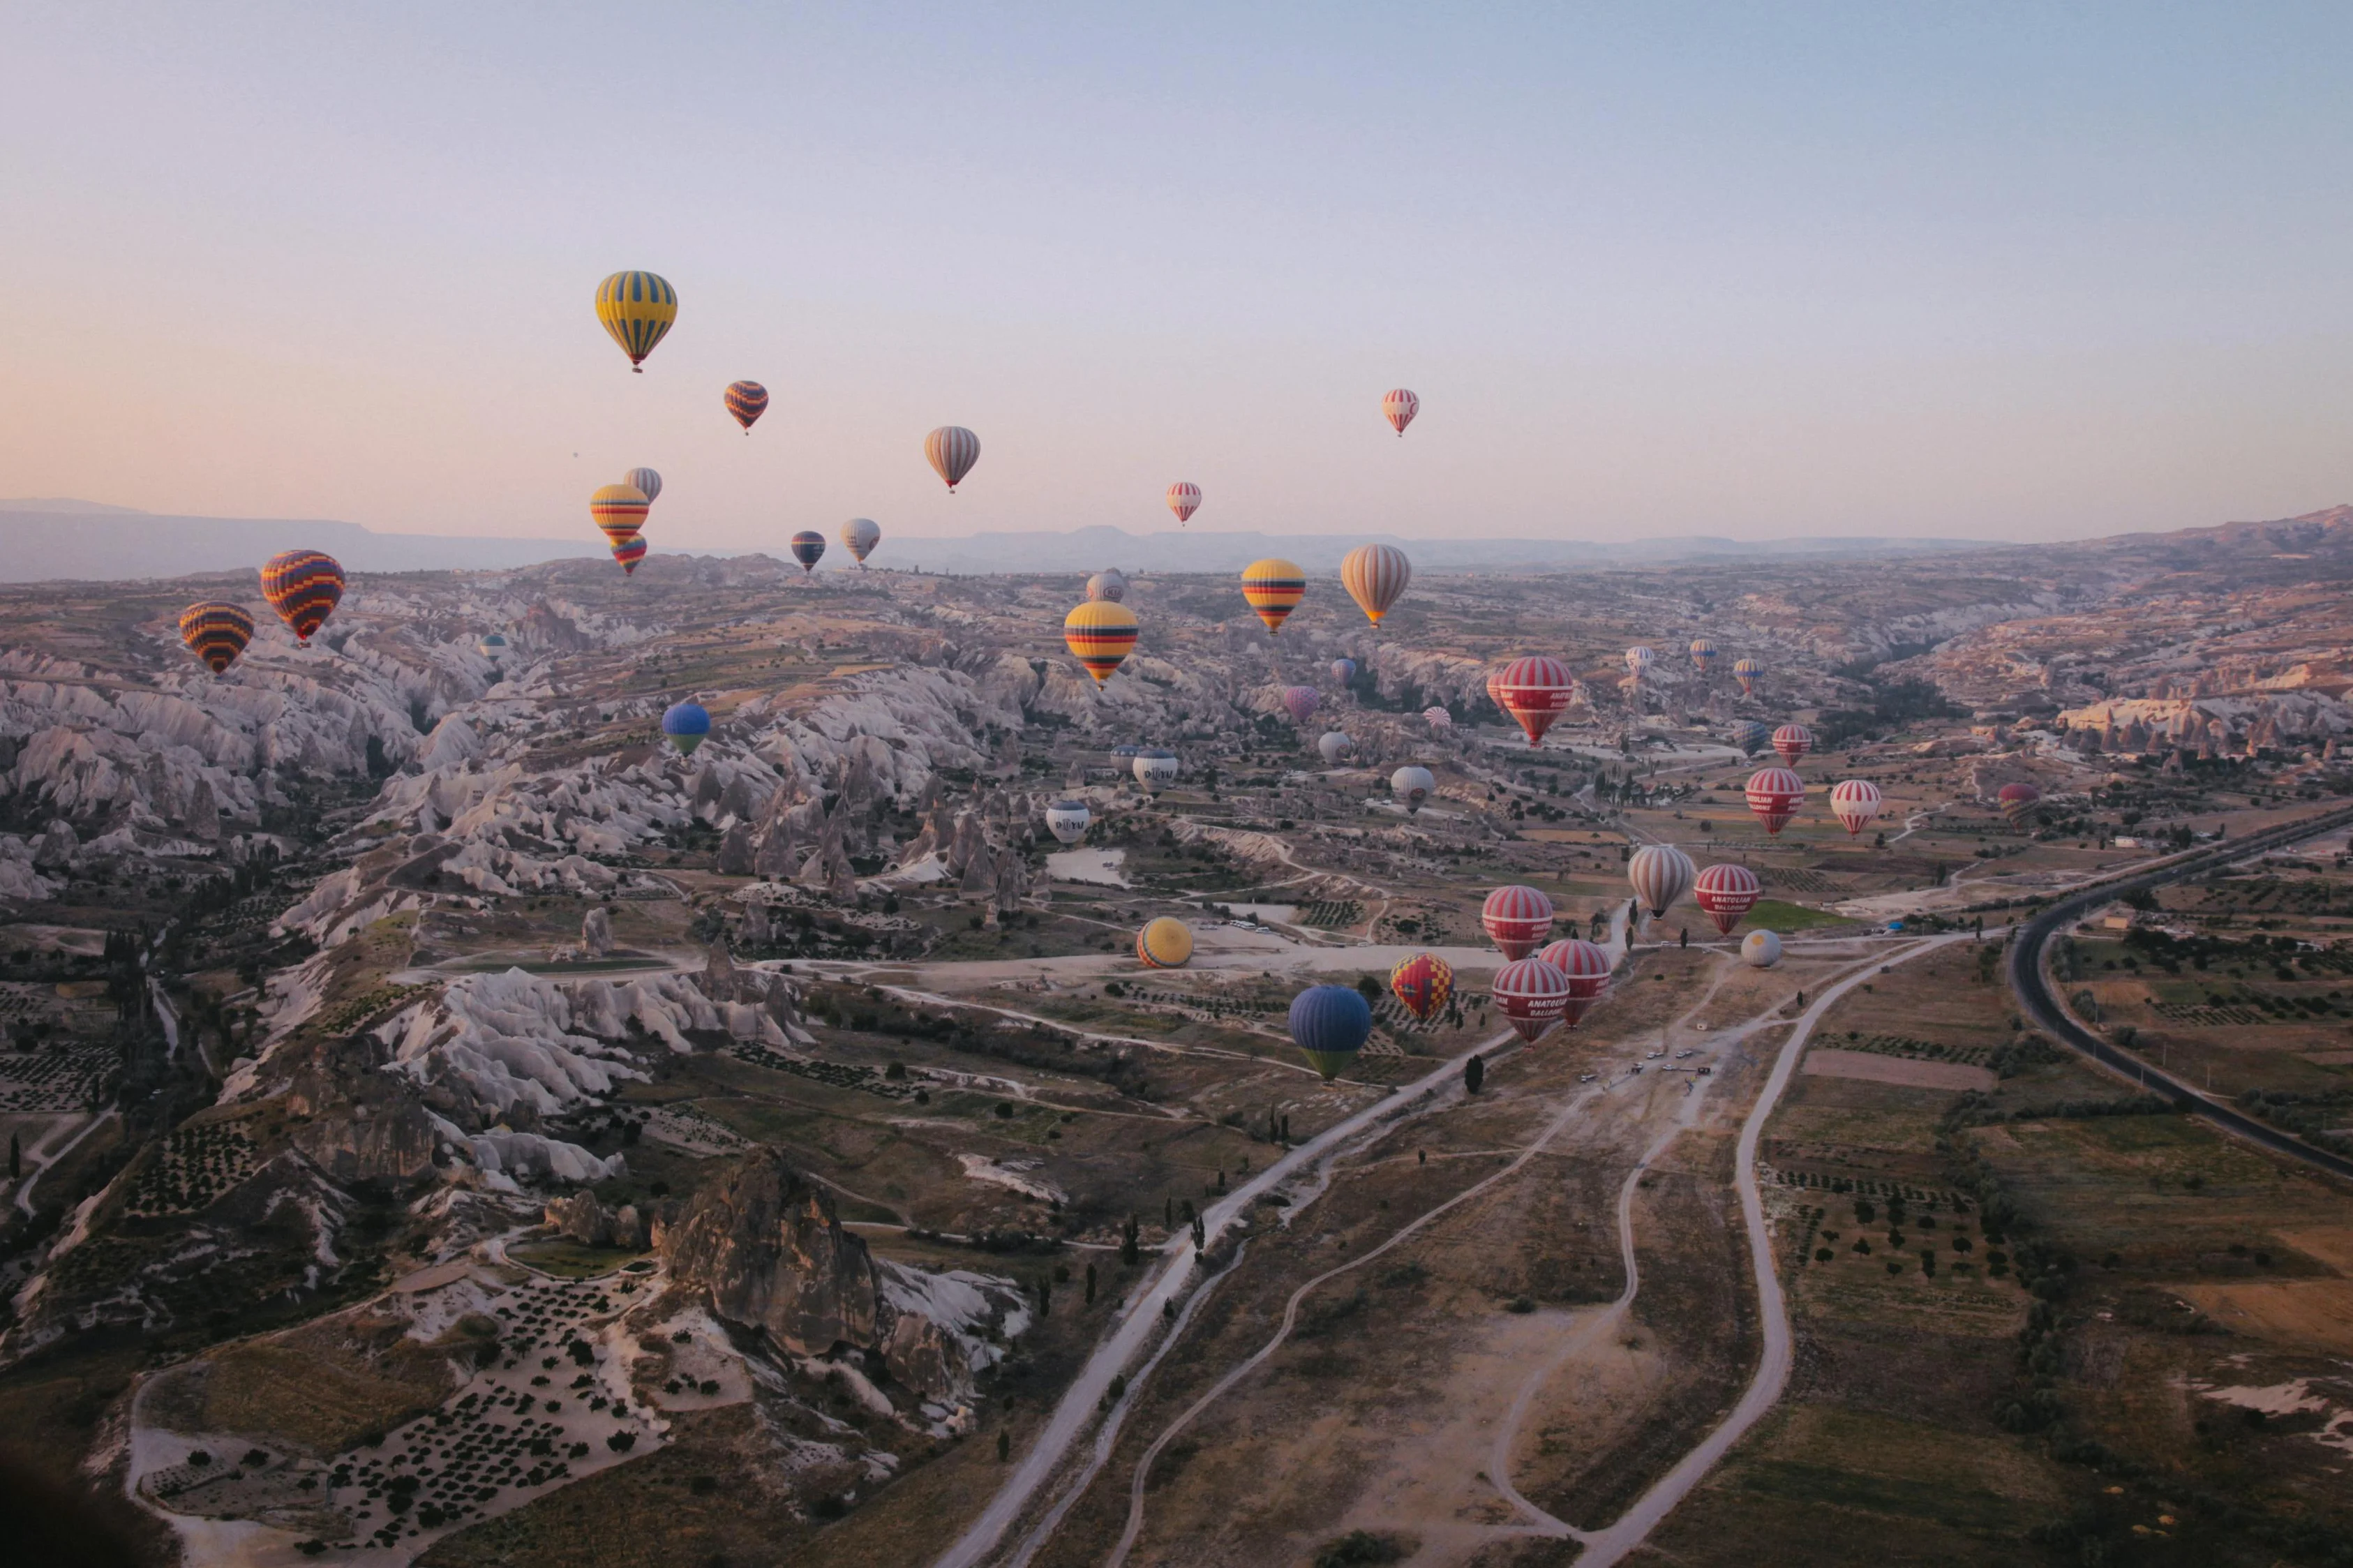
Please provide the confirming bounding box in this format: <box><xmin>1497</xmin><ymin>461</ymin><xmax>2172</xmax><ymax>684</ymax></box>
<box><xmin>1747</xmin><ymin>899</ymin><xmax>1853</xmax><ymax>932</ymax></box>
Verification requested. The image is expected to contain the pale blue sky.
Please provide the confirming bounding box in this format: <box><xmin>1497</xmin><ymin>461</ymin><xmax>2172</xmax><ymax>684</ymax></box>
<box><xmin>4</xmin><ymin>3</ymin><xmax>2349</xmax><ymax>547</ymax></box>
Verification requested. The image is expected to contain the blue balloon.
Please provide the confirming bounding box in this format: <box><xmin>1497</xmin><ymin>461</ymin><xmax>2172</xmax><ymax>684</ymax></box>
<box><xmin>662</xmin><ymin>701</ymin><xmax>712</xmax><ymax>756</ymax></box>
<box><xmin>1331</xmin><ymin>657</ymin><xmax>1357</xmax><ymax>685</ymax></box>
<box><xmin>1288</xmin><ymin>985</ymin><xmax>1373</xmax><ymax>1081</ymax></box>
<box><xmin>1733</xmin><ymin>719</ymin><xmax>1770</xmax><ymax>756</ymax></box>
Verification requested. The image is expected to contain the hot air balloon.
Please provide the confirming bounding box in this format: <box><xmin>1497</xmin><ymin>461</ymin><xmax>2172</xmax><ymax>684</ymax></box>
<box><xmin>1340</xmin><ymin>543</ymin><xmax>1411</xmax><ymax>627</ymax></box>
<box><xmin>1044</xmin><ymin>799</ymin><xmax>1092</xmax><ymax>846</ymax></box>
<box><xmin>477</xmin><ymin>632</ymin><xmax>508</xmax><ymax>661</ymax></box>
<box><xmin>1746</xmin><ymin>768</ymin><xmax>1805</xmax><ymax>835</ymax></box>
<box><xmin>1282</xmin><ymin>686</ymin><xmax>1321</xmax><ymax>725</ymax></box>
<box><xmin>1390</xmin><ymin>765</ymin><xmax>1435</xmax><ymax>813</ymax></box>
<box><xmin>1317</xmin><ymin>731</ymin><xmax>1354</xmax><ymax>766</ymax></box>
<box><xmin>1167</xmin><ymin>482</ymin><xmax>1200</xmax><ymax>524</ymax></box>
<box><xmin>1133</xmin><ymin>749</ymin><xmax>1179</xmax><ymax>791</ymax></box>
<box><xmin>1536</xmin><ymin>938</ymin><xmax>1613</xmax><ymax>1026</ymax></box>
<box><xmin>1290</xmin><ymin>985</ymin><xmax>1373</xmax><ymax>1080</ymax></box>
<box><xmin>1424</xmin><ymin>705</ymin><xmax>1454</xmax><ymax>731</ymax></box>
<box><xmin>1331</xmin><ymin>657</ymin><xmax>1357</xmax><ymax>685</ymax></box>
<box><xmin>1065</xmin><ymin>601</ymin><xmax>1140</xmax><ymax>685</ymax></box>
<box><xmin>1733</xmin><ymin>719</ymin><xmax>1770</xmax><ymax>756</ymax></box>
<box><xmin>789</xmin><ymin>532</ymin><xmax>826</xmax><ymax>574</ymax></box>
<box><xmin>1772</xmin><ymin>724</ymin><xmax>1814</xmax><ymax>765</ymax></box>
<box><xmin>260</xmin><ymin>550</ymin><xmax>345</xmax><ymax>645</ymax></box>
<box><xmin>1484</xmin><ymin>666</ymin><xmax>1507</xmax><ymax>712</ymax></box>
<box><xmin>724</xmin><ymin>380</ymin><xmax>768</xmax><ymax>433</ymax></box>
<box><xmin>590</xmin><ymin>483</ymin><xmax>650</xmax><ymax>546</ymax></box>
<box><xmin>1493</xmin><ymin>957</ymin><xmax>1571</xmax><ymax>1043</ymax></box>
<box><xmin>1389</xmin><ymin>953</ymin><xmax>1454</xmax><ymax>1023</ymax></box>
<box><xmin>662</xmin><ymin>701</ymin><xmax>711</xmax><ymax>756</ymax></box>
<box><xmin>179</xmin><ymin>602</ymin><xmax>254</xmax><ymax>674</ymax></box>
<box><xmin>594</xmin><ymin>270</ymin><xmax>676</xmax><ymax>371</ymax></box>
<box><xmin>925</xmin><ymin>426</ymin><xmax>981</xmax><ymax>491</ymax></box>
<box><xmin>1491</xmin><ymin>655</ymin><xmax>1574</xmax><ymax>748</ymax></box>
<box><xmin>623</xmin><ymin>468</ymin><xmax>663</xmax><ymax>505</ymax></box>
<box><xmin>1085</xmin><ymin>569</ymin><xmax>1128</xmax><ymax>604</ymax></box>
<box><xmin>1382</xmin><ymin>388</ymin><xmax>1419</xmax><ymax>436</ymax></box>
<box><xmin>1137</xmin><ymin>917</ymin><xmax>1194</xmax><ymax>969</ymax></box>
<box><xmin>1693</xmin><ymin>863</ymin><xmax>1762</xmax><ymax>936</ymax></box>
<box><xmin>1481</xmin><ymin>884</ymin><xmax>1555</xmax><ymax>959</ymax></box>
<box><xmin>1241</xmin><ymin>558</ymin><xmax>1306</xmax><ymax>634</ymax></box>
<box><xmin>1624</xmin><ymin>645</ymin><xmax>1654</xmax><ymax>680</ymax></box>
<box><xmin>1689</xmin><ymin>637</ymin><xmax>1719</xmax><ymax>675</ymax></box>
<box><xmin>1627</xmin><ymin>844</ymin><xmax>1696</xmax><ymax>918</ymax></box>
<box><xmin>842</xmin><ymin>518</ymin><xmax>881</xmax><ymax>566</ymax></box>
<box><xmin>1733</xmin><ymin>656</ymin><xmax>1763</xmax><ymax>698</ymax></box>
<box><xmin>611</xmin><ymin>535</ymin><xmax>648</xmax><ymax>574</ymax></box>
<box><xmin>1999</xmin><ymin>782</ymin><xmax>2042</xmax><ymax>826</ymax></box>
<box><xmin>1742</xmin><ymin>929</ymin><xmax>1782</xmax><ymax>969</ymax></box>
<box><xmin>1830</xmin><ymin>779</ymin><xmax>1884</xmax><ymax>837</ymax></box>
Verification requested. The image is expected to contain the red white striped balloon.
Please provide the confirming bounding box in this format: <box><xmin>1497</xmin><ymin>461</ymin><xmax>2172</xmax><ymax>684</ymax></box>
<box><xmin>1829</xmin><ymin>778</ymin><xmax>1883</xmax><ymax>837</ymax></box>
<box><xmin>1771</xmin><ymin>723</ymin><xmax>1813</xmax><ymax>764</ymax></box>
<box><xmin>1627</xmin><ymin>844</ymin><xmax>1696</xmax><ymax>918</ymax></box>
<box><xmin>1491</xmin><ymin>655</ymin><xmax>1574</xmax><ymax>748</ymax></box>
<box><xmin>1167</xmin><ymin>481</ymin><xmax>1201</xmax><ymax>523</ymax></box>
<box><xmin>1693</xmin><ymin>863</ymin><xmax>1762</xmax><ymax>935</ymax></box>
<box><xmin>1746</xmin><ymin>768</ymin><xmax>1805</xmax><ymax>835</ymax></box>
<box><xmin>925</xmin><ymin>426</ymin><xmax>982</xmax><ymax>491</ymax></box>
<box><xmin>1481</xmin><ymin>884</ymin><xmax>1555</xmax><ymax>959</ymax></box>
<box><xmin>1492</xmin><ymin>956</ymin><xmax>1571</xmax><ymax>1042</ymax></box>
<box><xmin>1382</xmin><ymin>388</ymin><xmax>1419</xmax><ymax>435</ymax></box>
<box><xmin>1536</xmin><ymin>938</ymin><xmax>1613</xmax><ymax>1027</ymax></box>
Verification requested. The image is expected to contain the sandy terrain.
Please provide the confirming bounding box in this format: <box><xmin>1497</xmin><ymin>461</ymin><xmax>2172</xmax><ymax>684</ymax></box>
<box><xmin>1798</xmin><ymin>1049</ymin><xmax>1995</xmax><ymax>1092</ymax></box>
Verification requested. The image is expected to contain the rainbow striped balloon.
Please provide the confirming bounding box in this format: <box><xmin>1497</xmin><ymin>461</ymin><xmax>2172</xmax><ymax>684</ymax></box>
<box><xmin>1340</xmin><ymin>543</ymin><xmax>1411</xmax><ymax>627</ymax></box>
<box><xmin>926</xmin><ymin>426</ymin><xmax>981</xmax><ymax>491</ymax></box>
<box><xmin>590</xmin><ymin>484</ymin><xmax>650</xmax><ymax>545</ymax></box>
<box><xmin>1240</xmin><ymin>558</ymin><xmax>1306</xmax><ymax>634</ymax></box>
<box><xmin>179</xmin><ymin>602</ymin><xmax>254</xmax><ymax>674</ymax></box>
<box><xmin>724</xmin><ymin>380</ymin><xmax>768</xmax><ymax>433</ymax></box>
<box><xmin>611</xmin><ymin>535</ymin><xmax>648</xmax><ymax>575</ymax></box>
<box><xmin>1063</xmin><ymin>600</ymin><xmax>1139</xmax><ymax>685</ymax></box>
<box><xmin>260</xmin><ymin>551</ymin><xmax>345</xmax><ymax>645</ymax></box>
<box><xmin>595</xmin><ymin>271</ymin><xmax>676</xmax><ymax>371</ymax></box>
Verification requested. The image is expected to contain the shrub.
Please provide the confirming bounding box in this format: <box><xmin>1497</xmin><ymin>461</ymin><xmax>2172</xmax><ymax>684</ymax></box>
<box><xmin>1315</xmin><ymin>1532</ymin><xmax>1408</xmax><ymax>1568</ymax></box>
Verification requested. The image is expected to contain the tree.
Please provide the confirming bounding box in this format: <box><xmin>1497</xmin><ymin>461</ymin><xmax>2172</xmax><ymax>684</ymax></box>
<box><xmin>6</xmin><ymin>1133</ymin><xmax>15</xmax><ymax>1178</ymax></box>
<box><xmin>1084</xmin><ymin>1262</ymin><xmax>1098</xmax><ymax>1305</ymax></box>
<box><xmin>1121</xmin><ymin>1214</ymin><xmax>1140</xmax><ymax>1267</ymax></box>
<box><xmin>1465</xmin><ymin>1054</ymin><xmax>1486</xmax><ymax>1095</ymax></box>
<box><xmin>1356</xmin><ymin>974</ymin><xmax>1381</xmax><ymax>1001</ymax></box>
<box><xmin>996</xmin><ymin>1430</ymin><xmax>1011</xmax><ymax>1463</ymax></box>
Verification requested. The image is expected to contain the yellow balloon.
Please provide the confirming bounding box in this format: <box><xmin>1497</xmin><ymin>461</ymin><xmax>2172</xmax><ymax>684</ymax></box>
<box><xmin>595</xmin><ymin>271</ymin><xmax>678</xmax><ymax>371</ymax></box>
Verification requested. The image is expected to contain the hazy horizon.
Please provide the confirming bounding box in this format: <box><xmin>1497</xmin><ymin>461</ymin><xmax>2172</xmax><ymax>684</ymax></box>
<box><xmin>6</xmin><ymin>4</ymin><xmax>2351</xmax><ymax>548</ymax></box>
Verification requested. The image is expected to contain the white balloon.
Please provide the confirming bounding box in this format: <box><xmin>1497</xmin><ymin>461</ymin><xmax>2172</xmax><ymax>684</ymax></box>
<box><xmin>1742</xmin><ymin>929</ymin><xmax>1783</xmax><ymax>968</ymax></box>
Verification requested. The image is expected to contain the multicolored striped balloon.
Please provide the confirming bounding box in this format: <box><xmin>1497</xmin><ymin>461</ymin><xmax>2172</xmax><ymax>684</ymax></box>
<box><xmin>590</xmin><ymin>484</ymin><xmax>650</xmax><ymax>545</ymax></box>
<box><xmin>1389</xmin><ymin>952</ymin><xmax>1454</xmax><ymax>1024</ymax></box>
<box><xmin>260</xmin><ymin>550</ymin><xmax>345</xmax><ymax>645</ymax></box>
<box><xmin>611</xmin><ymin>535</ymin><xmax>647</xmax><ymax>574</ymax></box>
<box><xmin>595</xmin><ymin>271</ymin><xmax>676</xmax><ymax>371</ymax></box>
<box><xmin>1063</xmin><ymin>600</ymin><xmax>1139</xmax><ymax>685</ymax></box>
<box><xmin>725</xmin><ymin>380</ymin><xmax>768</xmax><ymax>433</ymax></box>
<box><xmin>1694</xmin><ymin>863</ymin><xmax>1761</xmax><ymax>934</ymax></box>
<box><xmin>179</xmin><ymin>602</ymin><xmax>254</xmax><ymax>674</ymax></box>
<box><xmin>789</xmin><ymin>531</ymin><xmax>826</xmax><ymax>574</ymax></box>
<box><xmin>1733</xmin><ymin>656</ymin><xmax>1764</xmax><ymax>698</ymax></box>
<box><xmin>1136</xmin><ymin>917</ymin><xmax>1194</xmax><ymax>969</ymax></box>
<box><xmin>1240</xmin><ymin>558</ymin><xmax>1306</xmax><ymax>634</ymax></box>
<box><xmin>926</xmin><ymin>426</ymin><xmax>981</xmax><ymax>491</ymax></box>
<box><xmin>1689</xmin><ymin>637</ymin><xmax>1719</xmax><ymax>673</ymax></box>
<box><xmin>1382</xmin><ymin>387</ymin><xmax>1419</xmax><ymax>435</ymax></box>
<box><xmin>1167</xmin><ymin>481</ymin><xmax>1200</xmax><ymax>524</ymax></box>
<box><xmin>1481</xmin><ymin>883</ymin><xmax>1555</xmax><ymax>959</ymax></box>
<box><xmin>842</xmin><ymin>517</ymin><xmax>881</xmax><ymax>564</ymax></box>
<box><xmin>1340</xmin><ymin>543</ymin><xmax>1411</xmax><ymax>627</ymax></box>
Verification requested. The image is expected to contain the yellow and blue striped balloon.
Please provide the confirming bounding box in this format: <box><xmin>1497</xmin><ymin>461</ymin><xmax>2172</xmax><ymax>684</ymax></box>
<box><xmin>595</xmin><ymin>271</ymin><xmax>677</xmax><ymax>371</ymax></box>
<box><xmin>1240</xmin><ymin>557</ymin><xmax>1306</xmax><ymax>634</ymax></box>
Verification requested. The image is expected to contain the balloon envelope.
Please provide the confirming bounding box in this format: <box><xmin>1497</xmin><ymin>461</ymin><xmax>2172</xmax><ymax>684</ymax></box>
<box><xmin>1282</xmin><ymin>686</ymin><xmax>1321</xmax><ymax>724</ymax></box>
<box><xmin>1689</xmin><ymin>637</ymin><xmax>1719</xmax><ymax>672</ymax></box>
<box><xmin>1733</xmin><ymin>656</ymin><xmax>1764</xmax><ymax>696</ymax></box>
<box><xmin>1746</xmin><ymin>768</ymin><xmax>1805</xmax><ymax>835</ymax></box>
<box><xmin>1733</xmin><ymin>719</ymin><xmax>1770</xmax><ymax>756</ymax></box>
<box><xmin>1044</xmin><ymin>799</ymin><xmax>1091</xmax><ymax>846</ymax></box>
<box><xmin>1535</xmin><ymin>938</ymin><xmax>1613</xmax><ymax>1026</ymax></box>
<box><xmin>1331</xmin><ymin>657</ymin><xmax>1357</xmax><ymax>685</ymax></box>
<box><xmin>1493</xmin><ymin>957</ymin><xmax>1572</xmax><ymax>1043</ymax></box>
<box><xmin>662</xmin><ymin>701</ymin><xmax>711</xmax><ymax>756</ymax></box>
<box><xmin>1241</xmin><ymin>558</ymin><xmax>1306</xmax><ymax>634</ymax></box>
<box><xmin>1133</xmin><ymin>749</ymin><xmax>1179</xmax><ymax>791</ymax></box>
<box><xmin>1693</xmin><ymin>863</ymin><xmax>1762</xmax><ymax>935</ymax></box>
<box><xmin>1481</xmin><ymin>884</ymin><xmax>1554</xmax><ymax>959</ymax></box>
<box><xmin>1772</xmin><ymin>724</ymin><xmax>1814</xmax><ymax>764</ymax></box>
<box><xmin>611</xmin><ymin>535</ymin><xmax>648</xmax><ymax>574</ymax></box>
<box><xmin>1065</xmin><ymin>601</ymin><xmax>1140</xmax><ymax>685</ymax></box>
<box><xmin>1389</xmin><ymin>953</ymin><xmax>1454</xmax><ymax>1023</ymax></box>
<box><xmin>1382</xmin><ymin>388</ymin><xmax>1419</xmax><ymax>435</ymax></box>
<box><xmin>1424</xmin><ymin>705</ymin><xmax>1453</xmax><ymax>730</ymax></box>
<box><xmin>724</xmin><ymin>381</ymin><xmax>769</xmax><ymax>431</ymax></box>
<box><xmin>1830</xmin><ymin>779</ymin><xmax>1884</xmax><ymax>836</ymax></box>
<box><xmin>1317</xmin><ymin>731</ymin><xmax>1354</xmax><ymax>766</ymax></box>
<box><xmin>1624</xmin><ymin>645</ymin><xmax>1654</xmax><ymax>678</ymax></box>
<box><xmin>1999</xmin><ymin>782</ymin><xmax>2042</xmax><ymax>824</ymax></box>
<box><xmin>789</xmin><ymin>532</ymin><xmax>826</xmax><ymax>574</ymax></box>
<box><xmin>1742</xmin><ymin>929</ymin><xmax>1783</xmax><ymax>969</ymax></box>
<box><xmin>1290</xmin><ymin>985</ymin><xmax>1373</xmax><ymax>1079</ymax></box>
<box><xmin>1136</xmin><ymin>917</ymin><xmax>1194</xmax><ymax>969</ymax></box>
<box><xmin>1340</xmin><ymin>543</ymin><xmax>1412</xmax><ymax>626</ymax></box>
<box><xmin>926</xmin><ymin>426</ymin><xmax>981</xmax><ymax>491</ymax></box>
<box><xmin>590</xmin><ymin>484</ymin><xmax>650</xmax><ymax>545</ymax></box>
<box><xmin>623</xmin><ymin>467</ymin><xmax>663</xmax><ymax>505</ymax></box>
<box><xmin>595</xmin><ymin>271</ymin><xmax>676</xmax><ymax>369</ymax></box>
<box><xmin>1167</xmin><ymin>481</ymin><xmax>1200</xmax><ymax>523</ymax></box>
<box><xmin>1492</xmin><ymin>656</ymin><xmax>1574</xmax><ymax>747</ymax></box>
<box><xmin>1085</xmin><ymin>569</ymin><xmax>1128</xmax><ymax>603</ymax></box>
<box><xmin>179</xmin><ymin>602</ymin><xmax>254</xmax><ymax>674</ymax></box>
<box><xmin>1627</xmin><ymin>844</ymin><xmax>1696</xmax><ymax>918</ymax></box>
<box><xmin>842</xmin><ymin>518</ymin><xmax>881</xmax><ymax>563</ymax></box>
<box><xmin>260</xmin><ymin>551</ymin><xmax>345</xmax><ymax>645</ymax></box>
<box><xmin>1390</xmin><ymin>765</ymin><xmax>1435</xmax><ymax>813</ymax></box>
